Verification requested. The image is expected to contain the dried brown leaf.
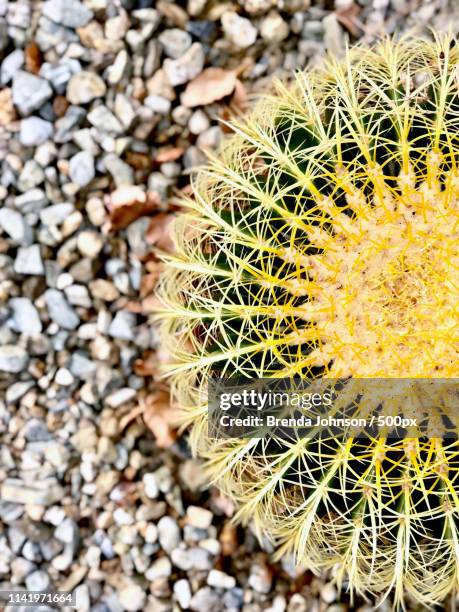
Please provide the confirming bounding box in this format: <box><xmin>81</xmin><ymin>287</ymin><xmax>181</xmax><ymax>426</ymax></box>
<box><xmin>181</xmin><ymin>68</ymin><xmax>238</xmax><ymax>108</ymax></box>
<box><xmin>25</xmin><ymin>41</ymin><xmax>42</xmax><ymax>74</ymax></box>
<box><xmin>107</xmin><ymin>187</ymin><xmax>160</xmax><ymax>231</ymax></box>
<box><xmin>142</xmin><ymin>391</ymin><xmax>180</xmax><ymax>448</ymax></box>
<box><xmin>146</xmin><ymin>213</ymin><xmax>175</xmax><ymax>252</ymax></box>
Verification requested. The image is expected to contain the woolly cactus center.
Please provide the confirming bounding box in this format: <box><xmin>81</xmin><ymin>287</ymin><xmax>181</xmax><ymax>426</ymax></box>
<box><xmin>308</xmin><ymin>167</ymin><xmax>459</xmax><ymax>378</ymax></box>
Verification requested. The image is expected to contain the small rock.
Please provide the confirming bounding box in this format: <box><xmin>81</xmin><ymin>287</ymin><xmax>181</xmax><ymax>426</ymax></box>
<box><xmin>55</xmin><ymin>367</ymin><xmax>74</xmax><ymax>386</ymax></box>
<box><xmin>144</xmin><ymin>95</ymin><xmax>171</xmax><ymax>114</ymax></box>
<box><xmin>221</xmin><ymin>12</ymin><xmax>257</xmax><ymax>49</ymax></box>
<box><xmin>207</xmin><ymin>569</ymin><xmax>236</xmax><ymax>590</ymax></box>
<box><xmin>42</xmin><ymin>0</ymin><xmax>93</xmax><ymax>28</ymax></box>
<box><xmin>190</xmin><ymin>587</ymin><xmax>221</xmax><ymax>612</ymax></box>
<box><xmin>67</xmin><ymin>71</ymin><xmax>107</xmax><ymax>105</ymax></box>
<box><xmin>1</xmin><ymin>49</ymin><xmax>24</xmax><ymax>85</ymax></box>
<box><xmin>26</xmin><ymin>569</ymin><xmax>51</xmax><ymax>591</ymax></box>
<box><xmin>0</xmin><ymin>208</ymin><xmax>32</xmax><ymax>244</ymax></box>
<box><xmin>12</xmin><ymin>71</ymin><xmax>53</xmax><ymax>116</ymax></box>
<box><xmin>108</xmin><ymin>311</ymin><xmax>136</xmax><ymax>340</ymax></box>
<box><xmin>40</xmin><ymin>203</ymin><xmax>74</xmax><ymax>226</ymax></box>
<box><xmin>185</xmin><ymin>506</ymin><xmax>213</xmax><ymax>529</ymax></box>
<box><xmin>88</xmin><ymin>105</ymin><xmax>124</xmax><ymax>134</ymax></box>
<box><xmin>260</xmin><ymin>11</ymin><xmax>289</xmax><ymax>43</ymax></box>
<box><xmin>145</xmin><ymin>557</ymin><xmax>172</xmax><ymax>580</ymax></box>
<box><xmin>1</xmin><ymin>479</ymin><xmax>64</xmax><ymax>506</ymax></box>
<box><xmin>323</xmin><ymin>14</ymin><xmax>344</xmax><ymax>57</ymax></box>
<box><xmin>105</xmin><ymin>387</ymin><xmax>136</xmax><ymax>408</ymax></box>
<box><xmin>158</xmin><ymin>516</ymin><xmax>181</xmax><ymax>554</ymax></box>
<box><xmin>321</xmin><ymin>583</ymin><xmax>337</xmax><ymax>604</ymax></box>
<box><xmin>159</xmin><ymin>28</ymin><xmax>192</xmax><ymax>59</ymax></box>
<box><xmin>9</xmin><ymin>297</ymin><xmax>42</xmax><ymax>335</ymax></box>
<box><xmin>163</xmin><ymin>42</ymin><xmax>205</xmax><ymax>87</ymax></box>
<box><xmin>188</xmin><ymin>109</ymin><xmax>210</xmax><ymax>134</ymax></box>
<box><xmin>14</xmin><ymin>244</ymin><xmax>45</xmax><ymax>275</ymax></box>
<box><xmin>118</xmin><ymin>582</ymin><xmax>146</xmax><ymax>612</ymax></box>
<box><xmin>74</xmin><ymin>584</ymin><xmax>90</xmax><ymax>612</ymax></box>
<box><xmin>44</xmin><ymin>289</ymin><xmax>80</xmax><ymax>330</ymax></box>
<box><xmin>69</xmin><ymin>151</ymin><xmax>95</xmax><ymax>187</ymax></box>
<box><xmin>249</xmin><ymin>560</ymin><xmax>273</xmax><ymax>594</ymax></box>
<box><xmin>19</xmin><ymin>116</ymin><xmax>53</xmax><ymax>147</ymax></box>
<box><xmin>174</xmin><ymin>579</ymin><xmax>192</xmax><ymax>609</ymax></box>
<box><xmin>0</xmin><ymin>345</ymin><xmax>28</xmax><ymax>373</ymax></box>
<box><xmin>77</xmin><ymin>230</ymin><xmax>103</xmax><ymax>258</ymax></box>
<box><xmin>143</xmin><ymin>473</ymin><xmax>159</xmax><ymax>499</ymax></box>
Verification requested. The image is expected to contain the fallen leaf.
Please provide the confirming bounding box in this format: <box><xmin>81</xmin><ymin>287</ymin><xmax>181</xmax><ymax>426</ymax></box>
<box><xmin>155</xmin><ymin>147</ymin><xmax>184</xmax><ymax>163</ymax></box>
<box><xmin>231</xmin><ymin>79</ymin><xmax>249</xmax><ymax>112</ymax></box>
<box><xmin>107</xmin><ymin>187</ymin><xmax>160</xmax><ymax>231</ymax></box>
<box><xmin>142</xmin><ymin>391</ymin><xmax>181</xmax><ymax>449</ymax></box>
<box><xmin>336</xmin><ymin>3</ymin><xmax>362</xmax><ymax>37</ymax></box>
<box><xmin>25</xmin><ymin>41</ymin><xmax>42</xmax><ymax>74</ymax></box>
<box><xmin>181</xmin><ymin>68</ymin><xmax>238</xmax><ymax>108</ymax></box>
<box><xmin>146</xmin><ymin>213</ymin><xmax>176</xmax><ymax>252</ymax></box>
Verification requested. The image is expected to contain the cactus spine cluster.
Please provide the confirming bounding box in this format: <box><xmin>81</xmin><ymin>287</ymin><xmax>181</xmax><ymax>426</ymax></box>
<box><xmin>155</xmin><ymin>34</ymin><xmax>459</xmax><ymax>608</ymax></box>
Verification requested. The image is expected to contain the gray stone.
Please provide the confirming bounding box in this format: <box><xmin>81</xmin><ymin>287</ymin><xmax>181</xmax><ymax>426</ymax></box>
<box><xmin>17</xmin><ymin>160</ymin><xmax>45</xmax><ymax>191</ymax></box>
<box><xmin>126</xmin><ymin>217</ymin><xmax>149</xmax><ymax>257</ymax></box>
<box><xmin>174</xmin><ymin>579</ymin><xmax>192</xmax><ymax>610</ymax></box>
<box><xmin>0</xmin><ymin>208</ymin><xmax>32</xmax><ymax>245</ymax></box>
<box><xmin>67</xmin><ymin>71</ymin><xmax>106</xmax><ymax>105</ymax></box>
<box><xmin>158</xmin><ymin>516</ymin><xmax>180</xmax><ymax>554</ymax></box>
<box><xmin>87</xmin><ymin>105</ymin><xmax>123</xmax><ymax>134</ymax></box>
<box><xmin>14</xmin><ymin>245</ymin><xmax>45</xmax><ymax>275</ymax></box>
<box><xmin>19</xmin><ymin>117</ymin><xmax>53</xmax><ymax>147</ymax></box>
<box><xmin>105</xmin><ymin>387</ymin><xmax>136</xmax><ymax>408</ymax></box>
<box><xmin>0</xmin><ymin>345</ymin><xmax>28</xmax><ymax>373</ymax></box>
<box><xmin>1</xmin><ymin>478</ymin><xmax>64</xmax><ymax>505</ymax></box>
<box><xmin>14</xmin><ymin>188</ymin><xmax>48</xmax><ymax>213</ymax></box>
<box><xmin>1</xmin><ymin>49</ymin><xmax>24</xmax><ymax>85</ymax></box>
<box><xmin>69</xmin><ymin>352</ymin><xmax>96</xmax><ymax>379</ymax></box>
<box><xmin>163</xmin><ymin>43</ymin><xmax>205</xmax><ymax>87</ymax></box>
<box><xmin>40</xmin><ymin>59</ymin><xmax>81</xmax><ymax>94</ymax></box>
<box><xmin>221</xmin><ymin>12</ymin><xmax>257</xmax><ymax>49</ymax></box>
<box><xmin>190</xmin><ymin>587</ymin><xmax>221</xmax><ymax>612</ymax></box>
<box><xmin>54</xmin><ymin>106</ymin><xmax>86</xmax><ymax>143</ymax></box>
<box><xmin>26</xmin><ymin>569</ymin><xmax>51</xmax><ymax>592</ymax></box>
<box><xmin>108</xmin><ymin>311</ymin><xmax>136</xmax><ymax>340</ymax></box>
<box><xmin>12</xmin><ymin>71</ymin><xmax>53</xmax><ymax>116</ymax></box>
<box><xmin>42</xmin><ymin>0</ymin><xmax>93</xmax><ymax>28</ymax></box>
<box><xmin>159</xmin><ymin>29</ymin><xmax>192</xmax><ymax>59</ymax></box>
<box><xmin>6</xmin><ymin>380</ymin><xmax>35</xmax><ymax>403</ymax></box>
<box><xmin>9</xmin><ymin>297</ymin><xmax>42</xmax><ymax>335</ymax></box>
<box><xmin>103</xmin><ymin>154</ymin><xmax>134</xmax><ymax>186</ymax></box>
<box><xmin>69</xmin><ymin>151</ymin><xmax>95</xmax><ymax>187</ymax></box>
<box><xmin>54</xmin><ymin>518</ymin><xmax>79</xmax><ymax>552</ymax></box>
<box><xmin>40</xmin><ymin>203</ymin><xmax>74</xmax><ymax>226</ymax></box>
<box><xmin>44</xmin><ymin>289</ymin><xmax>80</xmax><ymax>330</ymax></box>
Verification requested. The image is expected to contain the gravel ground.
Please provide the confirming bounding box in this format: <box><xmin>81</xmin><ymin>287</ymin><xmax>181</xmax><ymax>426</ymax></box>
<box><xmin>0</xmin><ymin>1</ymin><xmax>458</xmax><ymax>611</ymax></box>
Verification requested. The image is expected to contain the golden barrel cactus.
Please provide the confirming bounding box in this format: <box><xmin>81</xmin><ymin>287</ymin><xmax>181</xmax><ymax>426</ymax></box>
<box><xmin>155</xmin><ymin>34</ymin><xmax>459</xmax><ymax>608</ymax></box>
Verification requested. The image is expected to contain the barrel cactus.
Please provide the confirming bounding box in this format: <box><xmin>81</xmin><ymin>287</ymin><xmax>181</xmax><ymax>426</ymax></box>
<box><xmin>155</xmin><ymin>34</ymin><xmax>459</xmax><ymax>608</ymax></box>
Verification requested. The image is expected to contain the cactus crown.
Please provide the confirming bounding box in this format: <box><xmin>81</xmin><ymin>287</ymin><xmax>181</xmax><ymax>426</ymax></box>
<box><xmin>156</xmin><ymin>34</ymin><xmax>459</xmax><ymax>608</ymax></box>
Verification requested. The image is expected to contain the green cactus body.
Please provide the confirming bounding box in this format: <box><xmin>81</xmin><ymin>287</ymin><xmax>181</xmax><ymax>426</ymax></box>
<box><xmin>155</xmin><ymin>35</ymin><xmax>459</xmax><ymax>608</ymax></box>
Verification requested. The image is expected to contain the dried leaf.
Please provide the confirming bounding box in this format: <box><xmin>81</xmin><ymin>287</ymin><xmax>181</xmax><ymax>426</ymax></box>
<box><xmin>142</xmin><ymin>391</ymin><xmax>180</xmax><ymax>448</ymax></box>
<box><xmin>155</xmin><ymin>147</ymin><xmax>184</xmax><ymax>163</ymax></box>
<box><xmin>25</xmin><ymin>41</ymin><xmax>42</xmax><ymax>74</ymax></box>
<box><xmin>231</xmin><ymin>79</ymin><xmax>249</xmax><ymax>112</ymax></box>
<box><xmin>146</xmin><ymin>213</ymin><xmax>176</xmax><ymax>252</ymax></box>
<box><xmin>181</xmin><ymin>68</ymin><xmax>238</xmax><ymax>108</ymax></box>
<box><xmin>336</xmin><ymin>3</ymin><xmax>362</xmax><ymax>37</ymax></box>
<box><xmin>107</xmin><ymin>187</ymin><xmax>160</xmax><ymax>231</ymax></box>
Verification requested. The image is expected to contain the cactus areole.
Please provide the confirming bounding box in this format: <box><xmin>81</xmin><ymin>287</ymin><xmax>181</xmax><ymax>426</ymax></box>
<box><xmin>155</xmin><ymin>35</ymin><xmax>459</xmax><ymax>607</ymax></box>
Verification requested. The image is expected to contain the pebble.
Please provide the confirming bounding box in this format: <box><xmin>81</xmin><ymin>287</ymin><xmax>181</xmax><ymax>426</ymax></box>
<box><xmin>77</xmin><ymin>230</ymin><xmax>103</xmax><ymax>258</ymax></box>
<box><xmin>207</xmin><ymin>569</ymin><xmax>236</xmax><ymax>589</ymax></box>
<box><xmin>1</xmin><ymin>49</ymin><xmax>24</xmax><ymax>85</ymax></box>
<box><xmin>157</xmin><ymin>516</ymin><xmax>181</xmax><ymax>554</ymax></box>
<box><xmin>87</xmin><ymin>105</ymin><xmax>124</xmax><ymax>134</ymax></box>
<box><xmin>249</xmin><ymin>561</ymin><xmax>273</xmax><ymax>594</ymax></box>
<box><xmin>163</xmin><ymin>42</ymin><xmax>205</xmax><ymax>86</ymax></box>
<box><xmin>19</xmin><ymin>117</ymin><xmax>54</xmax><ymax>147</ymax></box>
<box><xmin>55</xmin><ymin>367</ymin><xmax>75</xmax><ymax>386</ymax></box>
<box><xmin>44</xmin><ymin>289</ymin><xmax>80</xmax><ymax>330</ymax></box>
<box><xmin>185</xmin><ymin>505</ymin><xmax>213</xmax><ymax>529</ymax></box>
<box><xmin>190</xmin><ymin>587</ymin><xmax>221</xmax><ymax>612</ymax></box>
<box><xmin>221</xmin><ymin>12</ymin><xmax>257</xmax><ymax>49</ymax></box>
<box><xmin>0</xmin><ymin>345</ymin><xmax>28</xmax><ymax>373</ymax></box>
<box><xmin>188</xmin><ymin>109</ymin><xmax>210</xmax><ymax>134</ymax></box>
<box><xmin>67</xmin><ymin>71</ymin><xmax>107</xmax><ymax>105</ymax></box>
<box><xmin>105</xmin><ymin>387</ymin><xmax>137</xmax><ymax>408</ymax></box>
<box><xmin>260</xmin><ymin>11</ymin><xmax>289</xmax><ymax>43</ymax></box>
<box><xmin>9</xmin><ymin>297</ymin><xmax>42</xmax><ymax>336</ymax></box>
<box><xmin>321</xmin><ymin>583</ymin><xmax>337</xmax><ymax>604</ymax></box>
<box><xmin>40</xmin><ymin>203</ymin><xmax>74</xmax><ymax>226</ymax></box>
<box><xmin>14</xmin><ymin>244</ymin><xmax>45</xmax><ymax>275</ymax></box>
<box><xmin>1</xmin><ymin>479</ymin><xmax>64</xmax><ymax>506</ymax></box>
<box><xmin>12</xmin><ymin>71</ymin><xmax>53</xmax><ymax>116</ymax></box>
<box><xmin>146</xmin><ymin>556</ymin><xmax>172</xmax><ymax>580</ymax></box>
<box><xmin>26</xmin><ymin>569</ymin><xmax>51</xmax><ymax>591</ymax></box>
<box><xmin>174</xmin><ymin>579</ymin><xmax>192</xmax><ymax>608</ymax></box>
<box><xmin>0</xmin><ymin>208</ymin><xmax>32</xmax><ymax>245</ymax></box>
<box><xmin>42</xmin><ymin>0</ymin><xmax>93</xmax><ymax>28</ymax></box>
<box><xmin>159</xmin><ymin>28</ymin><xmax>192</xmax><ymax>59</ymax></box>
<box><xmin>118</xmin><ymin>582</ymin><xmax>146</xmax><ymax>612</ymax></box>
<box><xmin>69</xmin><ymin>151</ymin><xmax>95</xmax><ymax>187</ymax></box>
<box><xmin>108</xmin><ymin>311</ymin><xmax>136</xmax><ymax>340</ymax></box>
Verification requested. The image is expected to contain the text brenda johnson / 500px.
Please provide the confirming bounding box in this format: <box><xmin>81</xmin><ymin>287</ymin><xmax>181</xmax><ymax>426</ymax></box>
<box><xmin>208</xmin><ymin>378</ymin><xmax>459</xmax><ymax>440</ymax></box>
